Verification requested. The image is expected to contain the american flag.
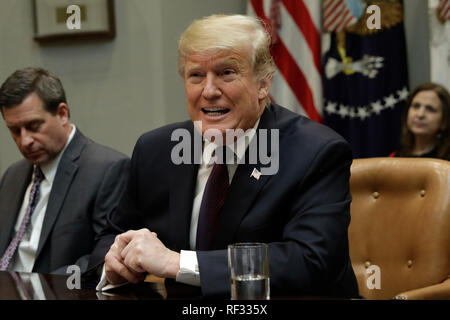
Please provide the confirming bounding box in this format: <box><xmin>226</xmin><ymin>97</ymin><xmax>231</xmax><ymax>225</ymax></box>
<box><xmin>247</xmin><ymin>0</ymin><xmax>323</xmax><ymax>122</ymax></box>
<box><xmin>438</xmin><ymin>0</ymin><xmax>450</xmax><ymax>20</ymax></box>
<box><xmin>323</xmin><ymin>0</ymin><xmax>358</xmax><ymax>32</ymax></box>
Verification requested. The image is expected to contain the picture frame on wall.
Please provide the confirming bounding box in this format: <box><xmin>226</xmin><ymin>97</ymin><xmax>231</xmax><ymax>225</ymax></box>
<box><xmin>33</xmin><ymin>0</ymin><xmax>115</xmax><ymax>42</ymax></box>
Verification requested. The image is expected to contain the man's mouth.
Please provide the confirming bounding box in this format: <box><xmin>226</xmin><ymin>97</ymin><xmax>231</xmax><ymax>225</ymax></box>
<box><xmin>201</xmin><ymin>107</ymin><xmax>230</xmax><ymax>116</ymax></box>
<box><xmin>25</xmin><ymin>150</ymin><xmax>43</xmax><ymax>158</ymax></box>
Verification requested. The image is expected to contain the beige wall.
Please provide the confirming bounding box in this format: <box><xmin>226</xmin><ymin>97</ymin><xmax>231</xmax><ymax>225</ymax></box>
<box><xmin>0</xmin><ymin>0</ymin><xmax>430</xmax><ymax>176</ymax></box>
<box><xmin>404</xmin><ymin>0</ymin><xmax>431</xmax><ymax>89</ymax></box>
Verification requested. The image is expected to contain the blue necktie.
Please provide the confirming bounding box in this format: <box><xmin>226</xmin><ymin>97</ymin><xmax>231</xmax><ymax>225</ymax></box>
<box><xmin>0</xmin><ymin>166</ymin><xmax>43</xmax><ymax>271</ymax></box>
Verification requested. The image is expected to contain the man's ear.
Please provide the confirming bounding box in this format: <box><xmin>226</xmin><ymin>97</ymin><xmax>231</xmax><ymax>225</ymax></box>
<box><xmin>258</xmin><ymin>77</ymin><xmax>272</xmax><ymax>100</ymax></box>
<box><xmin>56</xmin><ymin>103</ymin><xmax>70</xmax><ymax>124</ymax></box>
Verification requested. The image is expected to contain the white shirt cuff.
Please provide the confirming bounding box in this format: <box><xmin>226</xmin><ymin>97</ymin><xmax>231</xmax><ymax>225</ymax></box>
<box><xmin>95</xmin><ymin>264</ymin><xmax>129</xmax><ymax>292</ymax></box>
<box><xmin>175</xmin><ymin>250</ymin><xmax>200</xmax><ymax>287</ymax></box>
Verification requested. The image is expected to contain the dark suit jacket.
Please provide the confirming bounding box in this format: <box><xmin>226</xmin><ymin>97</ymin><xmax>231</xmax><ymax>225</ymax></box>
<box><xmin>0</xmin><ymin>129</ymin><xmax>129</xmax><ymax>274</ymax></box>
<box><xmin>89</xmin><ymin>104</ymin><xmax>359</xmax><ymax>298</ymax></box>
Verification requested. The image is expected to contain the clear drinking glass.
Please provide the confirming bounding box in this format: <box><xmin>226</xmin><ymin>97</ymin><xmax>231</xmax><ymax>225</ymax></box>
<box><xmin>228</xmin><ymin>242</ymin><xmax>270</xmax><ymax>300</ymax></box>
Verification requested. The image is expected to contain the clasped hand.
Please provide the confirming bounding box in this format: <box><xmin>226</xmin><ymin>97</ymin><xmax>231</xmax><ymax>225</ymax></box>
<box><xmin>104</xmin><ymin>228</ymin><xmax>180</xmax><ymax>285</ymax></box>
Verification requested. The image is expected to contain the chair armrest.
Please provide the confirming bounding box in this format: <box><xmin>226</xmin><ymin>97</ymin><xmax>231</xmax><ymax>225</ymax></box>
<box><xmin>394</xmin><ymin>277</ymin><xmax>450</xmax><ymax>300</ymax></box>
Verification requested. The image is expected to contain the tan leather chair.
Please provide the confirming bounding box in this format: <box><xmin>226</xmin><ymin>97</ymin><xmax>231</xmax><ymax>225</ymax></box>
<box><xmin>349</xmin><ymin>157</ymin><xmax>450</xmax><ymax>299</ymax></box>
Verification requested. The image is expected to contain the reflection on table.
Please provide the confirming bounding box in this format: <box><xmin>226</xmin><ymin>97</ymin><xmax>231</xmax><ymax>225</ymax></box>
<box><xmin>0</xmin><ymin>271</ymin><xmax>202</xmax><ymax>300</ymax></box>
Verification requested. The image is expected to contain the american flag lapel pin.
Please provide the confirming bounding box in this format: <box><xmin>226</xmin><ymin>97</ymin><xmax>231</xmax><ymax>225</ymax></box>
<box><xmin>250</xmin><ymin>168</ymin><xmax>261</xmax><ymax>181</ymax></box>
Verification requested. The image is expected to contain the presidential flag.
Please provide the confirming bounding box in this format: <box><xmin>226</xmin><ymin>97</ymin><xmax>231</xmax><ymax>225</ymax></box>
<box><xmin>322</xmin><ymin>0</ymin><xmax>409</xmax><ymax>158</ymax></box>
<box><xmin>247</xmin><ymin>0</ymin><xmax>323</xmax><ymax>122</ymax></box>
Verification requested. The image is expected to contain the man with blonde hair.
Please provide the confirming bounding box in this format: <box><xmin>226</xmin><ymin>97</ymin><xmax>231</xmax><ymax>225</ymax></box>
<box><xmin>89</xmin><ymin>14</ymin><xmax>359</xmax><ymax>298</ymax></box>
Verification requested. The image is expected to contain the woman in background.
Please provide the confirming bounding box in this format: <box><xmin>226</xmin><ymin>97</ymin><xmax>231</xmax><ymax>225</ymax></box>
<box><xmin>391</xmin><ymin>82</ymin><xmax>450</xmax><ymax>160</ymax></box>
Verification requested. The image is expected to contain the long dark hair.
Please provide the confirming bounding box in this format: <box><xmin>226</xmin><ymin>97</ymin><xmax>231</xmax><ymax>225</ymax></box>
<box><xmin>398</xmin><ymin>82</ymin><xmax>450</xmax><ymax>160</ymax></box>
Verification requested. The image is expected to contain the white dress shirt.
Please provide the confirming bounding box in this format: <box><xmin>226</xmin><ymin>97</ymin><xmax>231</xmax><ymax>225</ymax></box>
<box><xmin>98</xmin><ymin>120</ymin><xmax>259</xmax><ymax>290</ymax></box>
<box><xmin>176</xmin><ymin>120</ymin><xmax>259</xmax><ymax>286</ymax></box>
<box><xmin>9</xmin><ymin>125</ymin><xmax>76</xmax><ymax>272</ymax></box>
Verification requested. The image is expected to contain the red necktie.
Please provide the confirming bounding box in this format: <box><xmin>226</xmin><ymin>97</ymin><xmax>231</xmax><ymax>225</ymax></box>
<box><xmin>196</xmin><ymin>162</ymin><xmax>229</xmax><ymax>251</ymax></box>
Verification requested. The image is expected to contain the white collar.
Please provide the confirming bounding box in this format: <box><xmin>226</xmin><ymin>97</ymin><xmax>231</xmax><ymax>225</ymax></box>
<box><xmin>202</xmin><ymin>118</ymin><xmax>260</xmax><ymax>165</ymax></box>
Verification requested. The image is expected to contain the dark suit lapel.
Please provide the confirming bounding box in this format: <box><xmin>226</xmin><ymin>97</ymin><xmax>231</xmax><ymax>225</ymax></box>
<box><xmin>0</xmin><ymin>162</ymin><xmax>33</xmax><ymax>254</ymax></box>
<box><xmin>36</xmin><ymin>129</ymin><xmax>86</xmax><ymax>258</ymax></box>
<box><xmin>169</xmin><ymin>163</ymin><xmax>198</xmax><ymax>251</ymax></box>
<box><xmin>214</xmin><ymin>106</ymin><xmax>277</xmax><ymax>248</ymax></box>
<box><xmin>169</xmin><ymin>122</ymin><xmax>201</xmax><ymax>251</ymax></box>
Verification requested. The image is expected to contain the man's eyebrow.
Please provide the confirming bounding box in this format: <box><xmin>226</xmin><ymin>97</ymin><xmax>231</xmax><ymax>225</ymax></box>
<box><xmin>28</xmin><ymin>119</ymin><xmax>44</xmax><ymax>125</ymax></box>
<box><xmin>185</xmin><ymin>56</ymin><xmax>244</xmax><ymax>74</ymax></box>
<box><xmin>6</xmin><ymin>119</ymin><xmax>43</xmax><ymax>129</ymax></box>
<box><xmin>215</xmin><ymin>58</ymin><xmax>241</xmax><ymax>68</ymax></box>
<box><xmin>185</xmin><ymin>65</ymin><xmax>201</xmax><ymax>73</ymax></box>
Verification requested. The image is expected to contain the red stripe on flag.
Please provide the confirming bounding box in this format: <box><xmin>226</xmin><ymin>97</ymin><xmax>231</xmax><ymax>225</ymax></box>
<box><xmin>281</xmin><ymin>0</ymin><xmax>321</xmax><ymax>73</ymax></box>
<box><xmin>324</xmin><ymin>0</ymin><xmax>344</xmax><ymax>25</ymax></box>
<box><xmin>325</xmin><ymin>3</ymin><xmax>346</xmax><ymax>31</ymax></box>
<box><xmin>438</xmin><ymin>0</ymin><xmax>450</xmax><ymax>19</ymax></box>
<box><xmin>335</xmin><ymin>9</ymin><xmax>353</xmax><ymax>31</ymax></box>
<box><xmin>250</xmin><ymin>0</ymin><xmax>322</xmax><ymax>122</ymax></box>
<box><xmin>324</xmin><ymin>0</ymin><xmax>342</xmax><ymax>16</ymax></box>
<box><xmin>341</xmin><ymin>11</ymin><xmax>356</xmax><ymax>29</ymax></box>
<box><xmin>250</xmin><ymin>0</ymin><xmax>270</xmax><ymax>25</ymax></box>
<box><xmin>444</xmin><ymin>5</ymin><xmax>450</xmax><ymax>19</ymax></box>
<box><xmin>272</xmin><ymin>40</ymin><xmax>321</xmax><ymax>122</ymax></box>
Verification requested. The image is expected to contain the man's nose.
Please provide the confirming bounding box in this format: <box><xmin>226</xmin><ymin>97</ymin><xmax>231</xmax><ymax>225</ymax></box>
<box><xmin>19</xmin><ymin>129</ymin><xmax>34</xmax><ymax>148</ymax></box>
<box><xmin>202</xmin><ymin>73</ymin><xmax>221</xmax><ymax>99</ymax></box>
